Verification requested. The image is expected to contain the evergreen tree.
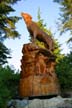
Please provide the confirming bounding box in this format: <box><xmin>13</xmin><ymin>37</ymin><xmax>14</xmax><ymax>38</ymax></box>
<box><xmin>0</xmin><ymin>65</ymin><xmax>20</xmax><ymax>108</ymax></box>
<box><xmin>35</xmin><ymin>9</ymin><xmax>64</xmax><ymax>62</ymax></box>
<box><xmin>0</xmin><ymin>0</ymin><xmax>21</xmax><ymax>39</ymax></box>
<box><xmin>56</xmin><ymin>51</ymin><xmax>72</xmax><ymax>91</ymax></box>
<box><xmin>54</xmin><ymin>0</ymin><xmax>72</xmax><ymax>43</ymax></box>
<box><xmin>0</xmin><ymin>42</ymin><xmax>11</xmax><ymax>65</ymax></box>
<box><xmin>0</xmin><ymin>0</ymin><xmax>21</xmax><ymax>65</ymax></box>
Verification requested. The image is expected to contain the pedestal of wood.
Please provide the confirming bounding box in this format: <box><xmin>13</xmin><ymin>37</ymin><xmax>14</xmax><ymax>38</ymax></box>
<box><xmin>19</xmin><ymin>43</ymin><xmax>60</xmax><ymax>98</ymax></box>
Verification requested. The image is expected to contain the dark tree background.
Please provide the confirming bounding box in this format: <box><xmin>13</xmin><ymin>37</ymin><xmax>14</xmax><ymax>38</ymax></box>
<box><xmin>0</xmin><ymin>65</ymin><xmax>20</xmax><ymax>108</ymax></box>
<box><xmin>0</xmin><ymin>0</ymin><xmax>21</xmax><ymax>108</ymax></box>
<box><xmin>0</xmin><ymin>0</ymin><xmax>21</xmax><ymax>65</ymax></box>
<box><xmin>56</xmin><ymin>51</ymin><xmax>72</xmax><ymax>91</ymax></box>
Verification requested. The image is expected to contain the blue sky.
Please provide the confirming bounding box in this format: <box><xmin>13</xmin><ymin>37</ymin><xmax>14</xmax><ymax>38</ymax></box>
<box><xmin>4</xmin><ymin>0</ymin><xmax>70</xmax><ymax>70</ymax></box>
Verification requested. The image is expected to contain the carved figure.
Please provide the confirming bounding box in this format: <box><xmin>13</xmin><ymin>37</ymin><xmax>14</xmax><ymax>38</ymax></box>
<box><xmin>46</xmin><ymin>61</ymin><xmax>56</xmax><ymax>76</ymax></box>
<box><xmin>21</xmin><ymin>12</ymin><xmax>54</xmax><ymax>51</ymax></box>
<box><xmin>35</xmin><ymin>53</ymin><xmax>47</xmax><ymax>75</ymax></box>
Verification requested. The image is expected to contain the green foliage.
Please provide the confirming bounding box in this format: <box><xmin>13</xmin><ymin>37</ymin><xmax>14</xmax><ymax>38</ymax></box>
<box><xmin>56</xmin><ymin>51</ymin><xmax>72</xmax><ymax>91</ymax></box>
<box><xmin>0</xmin><ymin>65</ymin><xmax>20</xmax><ymax>108</ymax></box>
<box><xmin>37</xmin><ymin>8</ymin><xmax>52</xmax><ymax>36</ymax></box>
<box><xmin>0</xmin><ymin>0</ymin><xmax>21</xmax><ymax>40</ymax></box>
<box><xmin>53</xmin><ymin>39</ymin><xmax>64</xmax><ymax>62</ymax></box>
<box><xmin>33</xmin><ymin>9</ymin><xmax>53</xmax><ymax>48</ymax></box>
<box><xmin>0</xmin><ymin>42</ymin><xmax>11</xmax><ymax>65</ymax></box>
<box><xmin>0</xmin><ymin>0</ymin><xmax>21</xmax><ymax>65</ymax></box>
<box><xmin>54</xmin><ymin>0</ymin><xmax>72</xmax><ymax>43</ymax></box>
<box><xmin>35</xmin><ymin>9</ymin><xmax>63</xmax><ymax>62</ymax></box>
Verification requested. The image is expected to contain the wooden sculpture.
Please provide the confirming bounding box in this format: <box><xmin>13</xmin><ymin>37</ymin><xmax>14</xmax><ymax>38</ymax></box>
<box><xmin>19</xmin><ymin>12</ymin><xmax>60</xmax><ymax>98</ymax></box>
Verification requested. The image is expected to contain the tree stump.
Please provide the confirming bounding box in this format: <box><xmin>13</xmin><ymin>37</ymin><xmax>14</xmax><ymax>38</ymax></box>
<box><xmin>19</xmin><ymin>43</ymin><xmax>60</xmax><ymax>98</ymax></box>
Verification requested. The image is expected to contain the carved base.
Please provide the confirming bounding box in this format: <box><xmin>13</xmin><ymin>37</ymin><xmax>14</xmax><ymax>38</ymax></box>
<box><xmin>19</xmin><ymin>43</ymin><xmax>60</xmax><ymax>97</ymax></box>
<box><xmin>20</xmin><ymin>74</ymin><xmax>59</xmax><ymax>97</ymax></box>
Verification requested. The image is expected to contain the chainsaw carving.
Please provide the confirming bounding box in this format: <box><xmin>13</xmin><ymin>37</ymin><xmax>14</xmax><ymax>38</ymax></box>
<box><xmin>21</xmin><ymin>12</ymin><xmax>54</xmax><ymax>51</ymax></box>
<box><xmin>19</xmin><ymin>13</ymin><xmax>60</xmax><ymax>98</ymax></box>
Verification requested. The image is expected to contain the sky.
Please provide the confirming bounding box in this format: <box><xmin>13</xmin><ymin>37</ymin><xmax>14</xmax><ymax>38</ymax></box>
<box><xmin>4</xmin><ymin>0</ymin><xmax>70</xmax><ymax>70</ymax></box>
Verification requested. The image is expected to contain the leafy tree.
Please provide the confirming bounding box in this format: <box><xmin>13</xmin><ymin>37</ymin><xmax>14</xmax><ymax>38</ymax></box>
<box><xmin>54</xmin><ymin>0</ymin><xmax>72</xmax><ymax>43</ymax></box>
<box><xmin>0</xmin><ymin>65</ymin><xmax>20</xmax><ymax>108</ymax></box>
<box><xmin>0</xmin><ymin>0</ymin><xmax>21</xmax><ymax>65</ymax></box>
<box><xmin>56</xmin><ymin>51</ymin><xmax>72</xmax><ymax>91</ymax></box>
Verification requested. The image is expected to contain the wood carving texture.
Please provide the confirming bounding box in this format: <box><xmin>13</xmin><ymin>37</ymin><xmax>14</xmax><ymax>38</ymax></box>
<box><xmin>19</xmin><ymin>43</ymin><xmax>60</xmax><ymax>97</ymax></box>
